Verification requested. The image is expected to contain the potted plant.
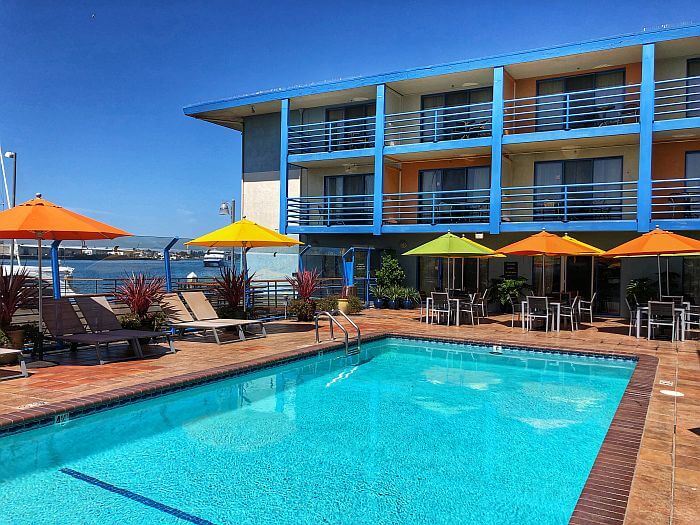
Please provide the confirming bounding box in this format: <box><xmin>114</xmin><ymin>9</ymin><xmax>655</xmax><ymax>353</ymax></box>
<box><xmin>386</xmin><ymin>285</ymin><xmax>401</xmax><ymax>309</ymax></box>
<box><xmin>316</xmin><ymin>295</ymin><xmax>339</xmax><ymax>313</ymax></box>
<box><xmin>214</xmin><ymin>267</ymin><xmax>253</xmax><ymax>319</ymax></box>
<box><xmin>375</xmin><ymin>254</ymin><xmax>405</xmax><ymax>289</ymax></box>
<box><xmin>369</xmin><ymin>285</ymin><xmax>386</xmax><ymax>309</ymax></box>
<box><xmin>114</xmin><ymin>273</ymin><xmax>166</xmax><ymax>333</ymax></box>
<box><xmin>0</xmin><ymin>268</ymin><xmax>36</xmax><ymax>350</ymax></box>
<box><xmin>402</xmin><ymin>287</ymin><xmax>421</xmax><ymax>309</ymax></box>
<box><xmin>286</xmin><ymin>269</ymin><xmax>320</xmax><ymax>321</ymax></box>
<box><xmin>493</xmin><ymin>277</ymin><xmax>531</xmax><ymax>312</ymax></box>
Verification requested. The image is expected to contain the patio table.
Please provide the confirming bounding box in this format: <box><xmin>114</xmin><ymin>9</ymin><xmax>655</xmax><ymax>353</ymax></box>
<box><xmin>424</xmin><ymin>297</ymin><xmax>462</xmax><ymax>326</ymax></box>
<box><xmin>522</xmin><ymin>301</ymin><xmax>561</xmax><ymax>333</ymax></box>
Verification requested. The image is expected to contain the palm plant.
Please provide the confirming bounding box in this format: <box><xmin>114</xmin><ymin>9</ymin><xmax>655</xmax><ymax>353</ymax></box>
<box><xmin>215</xmin><ymin>268</ymin><xmax>253</xmax><ymax>310</ymax></box>
<box><xmin>114</xmin><ymin>273</ymin><xmax>165</xmax><ymax>319</ymax></box>
<box><xmin>0</xmin><ymin>267</ymin><xmax>36</xmax><ymax>331</ymax></box>
<box><xmin>286</xmin><ymin>269</ymin><xmax>320</xmax><ymax>300</ymax></box>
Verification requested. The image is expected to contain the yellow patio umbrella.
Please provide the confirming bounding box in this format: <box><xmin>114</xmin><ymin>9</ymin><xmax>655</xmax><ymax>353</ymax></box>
<box><xmin>186</xmin><ymin>218</ymin><xmax>302</xmax><ymax>311</ymax></box>
<box><xmin>561</xmin><ymin>234</ymin><xmax>605</xmax><ymax>298</ymax></box>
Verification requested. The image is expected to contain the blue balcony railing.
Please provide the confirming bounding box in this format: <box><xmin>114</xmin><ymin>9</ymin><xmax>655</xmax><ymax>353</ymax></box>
<box><xmin>504</xmin><ymin>84</ymin><xmax>641</xmax><ymax>133</ymax></box>
<box><xmin>382</xmin><ymin>188</ymin><xmax>490</xmax><ymax>225</ymax></box>
<box><xmin>654</xmin><ymin>75</ymin><xmax>700</xmax><ymax>120</ymax></box>
<box><xmin>288</xmin><ymin>116</ymin><xmax>375</xmax><ymax>154</ymax></box>
<box><xmin>287</xmin><ymin>195</ymin><xmax>374</xmax><ymax>227</ymax></box>
<box><xmin>651</xmin><ymin>177</ymin><xmax>700</xmax><ymax>220</ymax></box>
<box><xmin>501</xmin><ymin>180</ymin><xmax>638</xmax><ymax>222</ymax></box>
<box><xmin>384</xmin><ymin>102</ymin><xmax>492</xmax><ymax>146</ymax></box>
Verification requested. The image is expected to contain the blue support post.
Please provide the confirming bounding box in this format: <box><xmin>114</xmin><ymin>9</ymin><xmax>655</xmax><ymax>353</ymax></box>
<box><xmin>298</xmin><ymin>245</ymin><xmax>311</xmax><ymax>273</ymax></box>
<box><xmin>163</xmin><ymin>237</ymin><xmax>179</xmax><ymax>293</ymax></box>
<box><xmin>637</xmin><ymin>43</ymin><xmax>655</xmax><ymax>232</ymax></box>
<box><xmin>489</xmin><ymin>67</ymin><xmax>504</xmax><ymax>234</ymax></box>
<box><xmin>342</xmin><ymin>248</ymin><xmax>355</xmax><ymax>287</ymax></box>
<box><xmin>365</xmin><ymin>247</ymin><xmax>372</xmax><ymax>306</ymax></box>
<box><xmin>373</xmin><ymin>84</ymin><xmax>386</xmax><ymax>236</ymax></box>
<box><xmin>279</xmin><ymin>98</ymin><xmax>290</xmax><ymax>234</ymax></box>
<box><xmin>50</xmin><ymin>240</ymin><xmax>61</xmax><ymax>299</ymax></box>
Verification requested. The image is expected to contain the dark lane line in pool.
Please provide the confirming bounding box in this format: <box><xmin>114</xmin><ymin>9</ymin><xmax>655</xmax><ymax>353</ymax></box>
<box><xmin>59</xmin><ymin>468</ymin><xmax>216</xmax><ymax>525</ymax></box>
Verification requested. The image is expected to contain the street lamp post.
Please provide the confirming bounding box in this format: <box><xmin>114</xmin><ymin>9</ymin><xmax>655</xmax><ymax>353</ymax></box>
<box><xmin>4</xmin><ymin>151</ymin><xmax>17</xmax><ymax>272</ymax></box>
<box><xmin>219</xmin><ymin>199</ymin><xmax>236</xmax><ymax>269</ymax></box>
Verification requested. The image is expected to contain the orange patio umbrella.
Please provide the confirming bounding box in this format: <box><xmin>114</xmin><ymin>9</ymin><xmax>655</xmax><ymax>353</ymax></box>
<box><xmin>0</xmin><ymin>194</ymin><xmax>132</xmax><ymax>360</ymax></box>
<box><xmin>497</xmin><ymin>231</ymin><xmax>595</xmax><ymax>294</ymax></box>
<box><xmin>604</xmin><ymin>227</ymin><xmax>700</xmax><ymax>297</ymax></box>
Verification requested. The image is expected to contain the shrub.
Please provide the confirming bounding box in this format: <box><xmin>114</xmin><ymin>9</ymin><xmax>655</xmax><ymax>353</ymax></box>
<box><xmin>493</xmin><ymin>277</ymin><xmax>531</xmax><ymax>306</ymax></box>
<box><xmin>0</xmin><ymin>267</ymin><xmax>36</xmax><ymax>331</ymax></box>
<box><xmin>215</xmin><ymin>268</ymin><xmax>253</xmax><ymax>309</ymax></box>
<box><xmin>286</xmin><ymin>269</ymin><xmax>320</xmax><ymax>301</ymax></box>
<box><xmin>216</xmin><ymin>304</ymin><xmax>246</xmax><ymax>320</ymax></box>
<box><xmin>316</xmin><ymin>295</ymin><xmax>339</xmax><ymax>312</ymax></box>
<box><xmin>626</xmin><ymin>278</ymin><xmax>656</xmax><ymax>305</ymax></box>
<box><xmin>369</xmin><ymin>285</ymin><xmax>386</xmax><ymax>300</ymax></box>
<box><xmin>375</xmin><ymin>254</ymin><xmax>405</xmax><ymax>288</ymax></box>
<box><xmin>115</xmin><ymin>273</ymin><xmax>165</xmax><ymax>319</ymax></box>
<box><xmin>347</xmin><ymin>295</ymin><xmax>363</xmax><ymax>314</ymax></box>
<box><xmin>288</xmin><ymin>298</ymin><xmax>316</xmax><ymax>322</ymax></box>
<box><xmin>119</xmin><ymin>311</ymin><xmax>166</xmax><ymax>331</ymax></box>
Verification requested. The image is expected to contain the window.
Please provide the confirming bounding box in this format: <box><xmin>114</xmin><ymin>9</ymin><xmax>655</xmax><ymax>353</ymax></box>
<box><xmin>686</xmin><ymin>151</ymin><xmax>700</xmax><ymax>190</ymax></box>
<box><xmin>536</xmin><ymin>70</ymin><xmax>626</xmax><ymax>131</ymax></box>
<box><xmin>323</xmin><ymin>174</ymin><xmax>374</xmax><ymax>225</ymax></box>
<box><xmin>420</xmin><ymin>88</ymin><xmax>492</xmax><ymax>141</ymax></box>
<box><xmin>533</xmin><ymin>157</ymin><xmax>623</xmax><ymax>221</ymax></box>
<box><xmin>325</xmin><ymin>103</ymin><xmax>375</xmax><ymax>151</ymax></box>
<box><xmin>418</xmin><ymin>166</ymin><xmax>490</xmax><ymax>223</ymax></box>
<box><xmin>688</xmin><ymin>59</ymin><xmax>700</xmax><ymax>118</ymax></box>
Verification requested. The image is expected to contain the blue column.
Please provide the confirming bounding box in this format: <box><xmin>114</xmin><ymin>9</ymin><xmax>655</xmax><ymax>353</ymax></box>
<box><xmin>279</xmin><ymin>98</ymin><xmax>290</xmax><ymax>234</ymax></box>
<box><xmin>163</xmin><ymin>237</ymin><xmax>179</xmax><ymax>293</ymax></box>
<box><xmin>637</xmin><ymin>44</ymin><xmax>655</xmax><ymax>232</ymax></box>
<box><xmin>372</xmin><ymin>84</ymin><xmax>386</xmax><ymax>236</ymax></box>
<box><xmin>50</xmin><ymin>241</ymin><xmax>61</xmax><ymax>299</ymax></box>
<box><xmin>489</xmin><ymin>67</ymin><xmax>504</xmax><ymax>234</ymax></box>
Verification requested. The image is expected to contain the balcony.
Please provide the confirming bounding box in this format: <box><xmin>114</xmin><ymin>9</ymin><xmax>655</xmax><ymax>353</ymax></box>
<box><xmin>286</xmin><ymin>194</ymin><xmax>374</xmax><ymax>232</ymax></box>
<box><xmin>384</xmin><ymin>102</ymin><xmax>492</xmax><ymax>149</ymax></box>
<box><xmin>382</xmin><ymin>188</ymin><xmax>490</xmax><ymax>232</ymax></box>
<box><xmin>651</xmin><ymin>177</ymin><xmax>700</xmax><ymax>227</ymax></box>
<box><xmin>503</xmin><ymin>84</ymin><xmax>641</xmax><ymax>141</ymax></box>
<box><xmin>653</xmin><ymin>75</ymin><xmax>700</xmax><ymax>131</ymax></box>
<box><xmin>288</xmin><ymin>116</ymin><xmax>375</xmax><ymax>156</ymax></box>
<box><xmin>501</xmin><ymin>180</ymin><xmax>638</xmax><ymax>231</ymax></box>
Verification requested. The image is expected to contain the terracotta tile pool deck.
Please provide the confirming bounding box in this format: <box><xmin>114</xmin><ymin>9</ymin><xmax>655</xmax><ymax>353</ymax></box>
<box><xmin>0</xmin><ymin>309</ymin><xmax>697</xmax><ymax>524</ymax></box>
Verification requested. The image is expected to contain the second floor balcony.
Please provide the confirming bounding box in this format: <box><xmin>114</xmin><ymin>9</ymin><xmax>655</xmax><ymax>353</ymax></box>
<box><xmin>654</xmin><ymin>75</ymin><xmax>700</xmax><ymax>126</ymax></box>
<box><xmin>288</xmin><ymin>115</ymin><xmax>376</xmax><ymax>155</ymax></box>
<box><xmin>382</xmin><ymin>188</ymin><xmax>490</xmax><ymax>226</ymax></box>
<box><xmin>504</xmin><ymin>83</ymin><xmax>641</xmax><ymax>136</ymax></box>
<box><xmin>651</xmin><ymin>176</ymin><xmax>700</xmax><ymax>221</ymax></box>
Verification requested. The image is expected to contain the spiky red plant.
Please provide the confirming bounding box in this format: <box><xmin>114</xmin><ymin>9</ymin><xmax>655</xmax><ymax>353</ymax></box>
<box><xmin>0</xmin><ymin>267</ymin><xmax>36</xmax><ymax>330</ymax></box>
<box><xmin>286</xmin><ymin>269</ymin><xmax>320</xmax><ymax>300</ymax></box>
<box><xmin>215</xmin><ymin>268</ymin><xmax>253</xmax><ymax>308</ymax></box>
<box><xmin>114</xmin><ymin>273</ymin><xmax>165</xmax><ymax>318</ymax></box>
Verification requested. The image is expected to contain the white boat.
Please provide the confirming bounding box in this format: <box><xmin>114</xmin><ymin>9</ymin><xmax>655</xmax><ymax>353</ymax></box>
<box><xmin>203</xmin><ymin>249</ymin><xmax>226</xmax><ymax>267</ymax></box>
<box><xmin>1</xmin><ymin>264</ymin><xmax>76</xmax><ymax>295</ymax></box>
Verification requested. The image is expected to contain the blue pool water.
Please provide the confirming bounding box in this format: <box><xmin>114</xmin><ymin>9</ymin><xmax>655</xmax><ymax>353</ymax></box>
<box><xmin>0</xmin><ymin>338</ymin><xmax>635</xmax><ymax>524</ymax></box>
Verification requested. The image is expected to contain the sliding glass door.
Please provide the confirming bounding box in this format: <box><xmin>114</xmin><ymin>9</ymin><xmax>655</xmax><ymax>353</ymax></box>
<box><xmin>418</xmin><ymin>166</ymin><xmax>490</xmax><ymax>223</ymax></box>
<box><xmin>323</xmin><ymin>174</ymin><xmax>374</xmax><ymax>225</ymax></box>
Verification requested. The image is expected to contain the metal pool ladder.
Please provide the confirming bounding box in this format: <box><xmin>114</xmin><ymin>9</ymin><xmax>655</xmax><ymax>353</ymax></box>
<box><xmin>314</xmin><ymin>310</ymin><xmax>361</xmax><ymax>356</ymax></box>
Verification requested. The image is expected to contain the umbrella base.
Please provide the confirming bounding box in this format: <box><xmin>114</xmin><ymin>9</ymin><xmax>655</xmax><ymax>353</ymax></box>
<box><xmin>25</xmin><ymin>360</ymin><xmax>59</xmax><ymax>369</ymax></box>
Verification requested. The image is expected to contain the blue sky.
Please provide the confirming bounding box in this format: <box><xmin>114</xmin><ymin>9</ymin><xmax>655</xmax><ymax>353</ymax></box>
<box><xmin>1</xmin><ymin>1</ymin><xmax>697</xmax><ymax>238</ymax></box>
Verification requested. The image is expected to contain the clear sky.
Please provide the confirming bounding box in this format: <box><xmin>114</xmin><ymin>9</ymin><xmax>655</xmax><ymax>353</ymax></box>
<box><xmin>1</xmin><ymin>0</ymin><xmax>698</xmax><ymax>238</ymax></box>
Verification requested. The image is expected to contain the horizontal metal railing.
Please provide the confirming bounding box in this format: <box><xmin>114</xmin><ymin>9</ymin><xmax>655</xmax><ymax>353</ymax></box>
<box><xmin>288</xmin><ymin>116</ymin><xmax>375</xmax><ymax>154</ymax></box>
<box><xmin>504</xmin><ymin>83</ymin><xmax>641</xmax><ymax>133</ymax></box>
<box><xmin>501</xmin><ymin>180</ymin><xmax>638</xmax><ymax>222</ymax></box>
<box><xmin>384</xmin><ymin>102</ymin><xmax>492</xmax><ymax>145</ymax></box>
<box><xmin>287</xmin><ymin>194</ymin><xmax>374</xmax><ymax>226</ymax></box>
<box><xmin>382</xmin><ymin>188</ymin><xmax>490</xmax><ymax>224</ymax></box>
<box><xmin>654</xmin><ymin>75</ymin><xmax>700</xmax><ymax>120</ymax></box>
<box><xmin>651</xmin><ymin>177</ymin><xmax>700</xmax><ymax>219</ymax></box>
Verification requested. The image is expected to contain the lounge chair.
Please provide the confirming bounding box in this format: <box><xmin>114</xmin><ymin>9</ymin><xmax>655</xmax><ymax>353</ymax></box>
<box><xmin>74</xmin><ymin>296</ymin><xmax>175</xmax><ymax>355</ymax></box>
<box><xmin>42</xmin><ymin>298</ymin><xmax>147</xmax><ymax>364</ymax></box>
<box><xmin>0</xmin><ymin>349</ymin><xmax>28</xmax><ymax>380</ymax></box>
<box><xmin>160</xmin><ymin>293</ymin><xmax>265</xmax><ymax>345</ymax></box>
<box><xmin>181</xmin><ymin>291</ymin><xmax>266</xmax><ymax>338</ymax></box>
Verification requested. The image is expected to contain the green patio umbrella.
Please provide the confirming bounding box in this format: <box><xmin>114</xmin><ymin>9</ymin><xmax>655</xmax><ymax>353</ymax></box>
<box><xmin>403</xmin><ymin>232</ymin><xmax>501</xmax><ymax>291</ymax></box>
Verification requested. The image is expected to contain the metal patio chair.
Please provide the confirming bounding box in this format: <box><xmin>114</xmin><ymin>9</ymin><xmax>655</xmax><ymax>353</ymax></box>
<box><xmin>578</xmin><ymin>292</ymin><xmax>597</xmax><ymax>324</ymax></box>
<box><xmin>558</xmin><ymin>296</ymin><xmax>580</xmax><ymax>331</ymax></box>
<box><xmin>647</xmin><ymin>301</ymin><xmax>676</xmax><ymax>341</ymax></box>
<box><xmin>430</xmin><ymin>292</ymin><xmax>452</xmax><ymax>326</ymax></box>
<box><xmin>526</xmin><ymin>296</ymin><xmax>550</xmax><ymax>332</ymax></box>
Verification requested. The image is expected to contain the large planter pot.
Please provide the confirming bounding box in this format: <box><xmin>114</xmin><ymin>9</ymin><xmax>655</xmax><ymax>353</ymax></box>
<box><xmin>387</xmin><ymin>300</ymin><xmax>397</xmax><ymax>309</ymax></box>
<box><xmin>402</xmin><ymin>300</ymin><xmax>413</xmax><ymax>309</ymax></box>
<box><xmin>373</xmin><ymin>298</ymin><xmax>385</xmax><ymax>309</ymax></box>
<box><xmin>6</xmin><ymin>328</ymin><xmax>24</xmax><ymax>350</ymax></box>
<box><xmin>337</xmin><ymin>298</ymin><xmax>350</xmax><ymax>314</ymax></box>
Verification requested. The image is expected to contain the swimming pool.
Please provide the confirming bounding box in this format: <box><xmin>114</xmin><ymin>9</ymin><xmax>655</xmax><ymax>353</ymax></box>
<box><xmin>0</xmin><ymin>337</ymin><xmax>635</xmax><ymax>524</ymax></box>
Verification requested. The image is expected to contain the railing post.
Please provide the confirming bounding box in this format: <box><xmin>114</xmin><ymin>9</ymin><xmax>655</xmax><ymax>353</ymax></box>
<box><xmin>637</xmin><ymin>43</ymin><xmax>655</xmax><ymax>232</ymax></box>
<box><xmin>279</xmin><ymin>98</ymin><xmax>290</xmax><ymax>234</ymax></box>
<box><xmin>50</xmin><ymin>240</ymin><xmax>62</xmax><ymax>299</ymax></box>
<box><xmin>564</xmin><ymin>93</ymin><xmax>571</xmax><ymax>130</ymax></box>
<box><xmin>563</xmin><ymin>186</ymin><xmax>568</xmax><ymax>222</ymax></box>
<box><xmin>431</xmin><ymin>193</ymin><xmax>437</xmax><ymax>225</ymax></box>
<box><xmin>433</xmin><ymin>109</ymin><xmax>439</xmax><ymax>142</ymax></box>
<box><xmin>372</xmin><ymin>84</ymin><xmax>386</xmax><ymax>236</ymax></box>
<box><xmin>325</xmin><ymin>195</ymin><xmax>331</xmax><ymax>226</ymax></box>
<box><xmin>489</xmin><ymin>66</ymin><xmax>504</xmax><ymax>234</ymax></box>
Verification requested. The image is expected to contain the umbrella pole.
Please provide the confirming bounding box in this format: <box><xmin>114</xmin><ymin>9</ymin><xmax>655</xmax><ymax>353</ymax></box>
<box><xmin>541</xmin><ymin>255</ymin><xmax>545</xmax><ymax>295</ymax></box>
<box><xmin>37</xmin><ymin>238</ymin><xmax>44</xmax><ymax>360</ymax></box>
<box><xmin>590</xmin><ymin>256</ymin><xmax>595</xmax><ymax>299</ymax></box>
<box><xmin>476</xmin><ymin>259</ymin><xmax>480</xmax><ymax>293</ymax></box>
<box><xmin>243</xmin><ymin>247</ymin><xmax>250</xmax><ymax>313</ymax></box>
<box><xmin>666</xmin><ymin>257</ymin><xmax>670</xmax><ymax>296</ymax></box>
<box><xmin>657</xmin><ymin>254</ymin><xmax>662</xmax><ymax>299</ymax></box>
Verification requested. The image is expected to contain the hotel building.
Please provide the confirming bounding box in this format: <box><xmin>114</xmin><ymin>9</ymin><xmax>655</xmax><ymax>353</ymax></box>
<box><xmin>185</xmin><ymin>25</ymin><xmax>700</xmax><ymax>315</ymax></box>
